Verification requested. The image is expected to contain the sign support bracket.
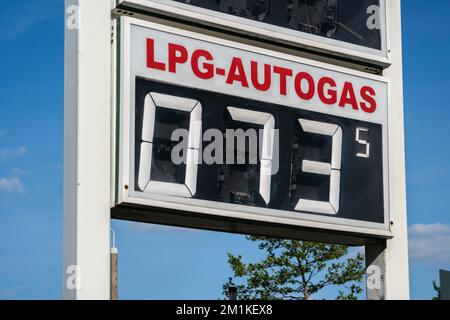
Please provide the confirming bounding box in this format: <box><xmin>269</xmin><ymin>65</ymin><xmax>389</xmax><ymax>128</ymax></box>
<box><xmin>365</xmin><ymin>241</ymin><xmax>386</xmax><ymax>300</ymax></box>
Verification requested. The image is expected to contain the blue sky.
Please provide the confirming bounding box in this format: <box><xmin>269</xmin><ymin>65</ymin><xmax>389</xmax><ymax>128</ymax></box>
<box><xmin>0</xmin><ymin>0</ymin><xmax>450</xmax><ymax>300</ymax></box>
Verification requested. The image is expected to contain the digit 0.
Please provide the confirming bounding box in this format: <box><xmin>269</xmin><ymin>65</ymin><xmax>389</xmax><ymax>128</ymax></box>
<box><xmin>138</xmin><ymin>92</ymin><xmax>202</xmax><ymax>197</ymax></box>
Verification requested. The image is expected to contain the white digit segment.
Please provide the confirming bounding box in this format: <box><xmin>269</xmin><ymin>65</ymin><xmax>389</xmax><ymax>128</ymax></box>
<box><xmin>356</xmin><ymin>127</ymin><xmax>370</xmax><ymax>158</ymax></box>
<box><xmin>295</xmin><ymin>119</ymin><xmax>342</xmax><ymax>215</ymax></box>
<box><xmin>138</xmin><ymin>92</ymin><xmax>202</xmax><ymax>197</ymax></box>
<box><xmin>227</xmin><ymin>107</ymin><xmax>275</xmax><ymax>205</ymax></box>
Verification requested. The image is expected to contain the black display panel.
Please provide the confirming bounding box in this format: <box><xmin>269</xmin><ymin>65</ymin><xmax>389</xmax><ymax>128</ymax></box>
<box><xmin>134</xmin><ymin>77</ymin><xmax>385</xmax><ymax>223</ymax></box>
<box><xmin>171</xmin><ymin>0</ymin><xmax>382</xmax><ymax>50</ymax></box>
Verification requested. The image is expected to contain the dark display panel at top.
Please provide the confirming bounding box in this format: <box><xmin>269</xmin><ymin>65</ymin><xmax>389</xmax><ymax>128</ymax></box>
<box><xmin>172</xmin><ymin>0</ymin><xmax>382</xmax><ymax>50</ymax></box>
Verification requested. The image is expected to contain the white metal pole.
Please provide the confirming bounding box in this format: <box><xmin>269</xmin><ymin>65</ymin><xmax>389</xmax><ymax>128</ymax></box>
<box><xmin>366</xmin><ymin>0</ymin><xmax>410</xmax><ymax>300</ymax></box>
<box><xmin>383</xmin><ymin>0</ymin><xmax>410</xmax><ymax>300</ymax></box>
<box><xmin>63</xmin><ymin>0</ymin><xmax>113</xmax><ymax>300</ymax></box>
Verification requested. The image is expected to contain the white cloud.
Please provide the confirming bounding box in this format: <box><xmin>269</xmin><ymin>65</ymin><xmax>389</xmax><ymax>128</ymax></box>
<box><xmin>0</xmin><ymin>289</ymin><xmax>15</xmax><ymax>299</ymax></box>
<box><xmin>10</xmin><ymin>167</ymin><xmax>27</xmax><ymax>176</ymax></box>
<box><xmin>0</xmin><ymin>0</ymin><xmax>60</xmax><ymax>39</ymax></box>
<box><xmin>409</xmin><ymin>223</ymin><xmax>450</xmax><ymax>236</ymax></box>
<box><xmin>0</xmin><ymin>177</ymin><xmax>25</xmax><ymax>194</ymax></box>
<box><xmin>0</xmin><ymin>146</ymin><xmax>27</xmax><ymax>160</ymax></box>
<box><xmin>408</xmin><ymin>224</ymin><xmax>450</xmax><ymax>264</ymax></box>
<box><xmin>0</xmin><ymin>139</ymin><xmax>28</xmax><ymax>193</ymax></box>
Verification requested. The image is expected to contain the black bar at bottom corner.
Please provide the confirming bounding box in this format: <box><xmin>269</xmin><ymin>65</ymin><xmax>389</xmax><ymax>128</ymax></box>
<box><xmin>0</xmin><ymin>300</ymin><xmax>448</xmax><ymax>318</ymax></box>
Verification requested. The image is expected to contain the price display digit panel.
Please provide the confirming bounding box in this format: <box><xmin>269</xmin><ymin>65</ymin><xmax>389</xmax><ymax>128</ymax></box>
<box><xmin>117</xmin><ymin>0</ymin><xmax>389</xmax><ymax>65</ymax></box>
<box><xmin>114</xmin><ymin>17</ymin><xmax>391</xmax><ymax>242</ymax></box>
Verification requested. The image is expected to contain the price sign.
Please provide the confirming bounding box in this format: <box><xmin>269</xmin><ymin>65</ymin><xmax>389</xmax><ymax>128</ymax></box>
<box><xmin>115</xmin><ymin>18</ymin><xmax>391</xmax><ymax>240</ymax></box>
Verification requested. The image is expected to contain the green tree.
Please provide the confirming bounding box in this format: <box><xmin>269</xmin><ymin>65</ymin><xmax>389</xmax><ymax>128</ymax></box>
<box><xmin>432</xmin><ymin>280</ymin><xmax>441</xmax><ymax>300</ymax></box>
<box><xmin>223</xmin><ymin>236</ymin><xmax>365</xmax><ymax>300</ymax></box>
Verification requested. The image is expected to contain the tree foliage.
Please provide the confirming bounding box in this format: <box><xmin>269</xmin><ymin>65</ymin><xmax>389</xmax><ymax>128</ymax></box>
<box><xmin>223</xmin><ymin>236</ymin><xmax>365</xmax><ymax>300</ymax></box>
<box><xmin>432</xmin><ymin>280</ymin><xmax>441</xmax><ymax>300</ymax></box>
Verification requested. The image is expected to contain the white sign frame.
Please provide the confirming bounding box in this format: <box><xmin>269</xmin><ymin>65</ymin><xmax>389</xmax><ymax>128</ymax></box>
<box><xmin>117</xmin><ymin>0</ymin><xmax>390</xmax><ymax>67</ymax></box>
<box><xmin>116</xmin><ymin>17</ymin><xmax>392</xmax><ymax>239</ymax></box>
